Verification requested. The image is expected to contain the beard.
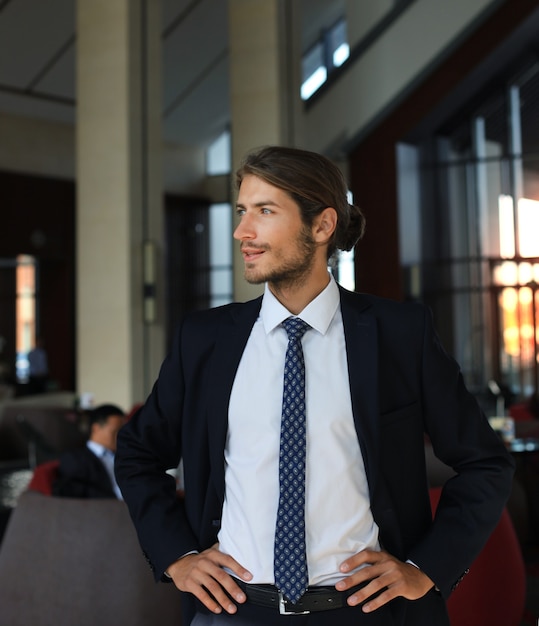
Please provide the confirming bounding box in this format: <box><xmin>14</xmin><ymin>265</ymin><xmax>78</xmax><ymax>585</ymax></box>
<box><xmin>243</xmin><ymin>226</ymin><xmax>317</xmax><ymax>289</ymax></box>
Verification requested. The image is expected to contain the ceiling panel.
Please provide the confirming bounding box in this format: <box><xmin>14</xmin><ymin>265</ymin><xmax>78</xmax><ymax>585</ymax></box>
<box><xmin>0</xmin><ymin>89</ymin><xmax>74</xmax><ymax>124</ymax></box>
<box><xmin>164</xmin><ymin>52</ymin><xmax>229</xmax><ymax>147</ymax></box>
<box><xmin>33</xmin><ymin>43</ymin><xmax>75</xmax><ymax>100</ymax></box>
<box><xmin>0</xmin><ymin>0</ymin><xmax>75</xmax><ymax>88</ymax></box>
<box><xmin>162</xmin><ymin>0</ymin><xmax>228</xmax><ymax>112</ymax></box>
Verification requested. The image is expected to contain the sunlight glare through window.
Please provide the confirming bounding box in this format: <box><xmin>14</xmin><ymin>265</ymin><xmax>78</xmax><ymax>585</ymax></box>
<box><xmin>209</xmin><ymin>203</ymin><xmax>233</xmax><ymax>307</ymax></box>
<box><xmin>301</xmin><ymin>67</ymin><xmax>327</xmax><ymax>101</ymax></box>
<box><xmin>206</xmin><ymin>131</ymin><xmax>231</xmax><ymax>176</ymax></box>
<box><xmin>333</xmin><ymin>43</ymin><xmax>349</xmax><ymax>67</ymax></box>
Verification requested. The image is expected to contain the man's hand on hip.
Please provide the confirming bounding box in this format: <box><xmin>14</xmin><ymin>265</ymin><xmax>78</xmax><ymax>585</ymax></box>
<box><xmin>166</xmin><ymin>544</ymin><xmax>253</xmax><ymax>615</ymax></box>
<box><xmin>336</xmin><ymin>549</ymin><xmax>435</xmax><ymax>612</ymax></box>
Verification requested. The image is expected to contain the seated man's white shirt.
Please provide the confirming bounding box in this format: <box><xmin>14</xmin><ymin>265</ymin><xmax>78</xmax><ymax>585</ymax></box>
<box><xmin>87</xmin><ymin>440</ymin><xmax>123</xmax><ymax>500</ymax></box>
<box><xmin>220</xmin><ymin>276</ymin><xmax>380</xmax><ymax>586</ymax></box>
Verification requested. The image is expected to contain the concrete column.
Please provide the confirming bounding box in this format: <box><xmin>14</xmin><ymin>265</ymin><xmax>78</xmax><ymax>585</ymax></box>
<box><xmin>76</xmin><ymin>0</ymin><xmax>163</xmax><ymax>409</ymax></box>
<box><xmin>228</xmin><ymin>0</ymin><xmax>302</xmax><ymax>302</ymax></box>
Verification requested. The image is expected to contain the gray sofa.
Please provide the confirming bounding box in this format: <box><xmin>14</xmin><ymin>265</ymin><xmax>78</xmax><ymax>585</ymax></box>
<box><xmin>0</xmin><ymin>490</ymin><xmax>183</xmax><ymax>625</ymax></box>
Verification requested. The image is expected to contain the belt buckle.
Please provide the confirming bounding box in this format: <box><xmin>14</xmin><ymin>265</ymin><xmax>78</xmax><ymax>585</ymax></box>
<box><xmin>278</xmin><ymin>592</ymin><xmax>310</xmax><ymax>615</ymax></box>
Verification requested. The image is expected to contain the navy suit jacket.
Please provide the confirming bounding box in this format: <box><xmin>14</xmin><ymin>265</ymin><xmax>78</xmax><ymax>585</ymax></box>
<box><xmin>116</xmin><ymin>287</ymin><xmax>514</xmax><ymax>625</ymax></box>
<box><xmin>54</xmin><ymin>445</ymin><xmax>117</xmax><ymax>499</ymax></box>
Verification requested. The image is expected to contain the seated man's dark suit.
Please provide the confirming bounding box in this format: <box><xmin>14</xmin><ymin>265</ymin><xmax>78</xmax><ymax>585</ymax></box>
<box><xmin>115</xmin><ymin>286</ymin><xmax>514</xmax><ymax>626</ymax></box>
<box><xmin>53</xmin><ymin>446</ymin><xmax>117</xmax><ymax>499</ymax></box>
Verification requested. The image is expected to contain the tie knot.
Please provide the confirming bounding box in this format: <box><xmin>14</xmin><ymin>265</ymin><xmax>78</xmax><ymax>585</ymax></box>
<box><xmin>282</xmin><ymin>317</ymin><xmax>310</xmax><ymax>341</ymax></box>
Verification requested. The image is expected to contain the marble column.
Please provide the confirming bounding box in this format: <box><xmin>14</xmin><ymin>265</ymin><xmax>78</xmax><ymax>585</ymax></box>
<box><xmin>76</xmin><ymin>0</ymin><xmax>163</xmax><ymax>408</ymax></box>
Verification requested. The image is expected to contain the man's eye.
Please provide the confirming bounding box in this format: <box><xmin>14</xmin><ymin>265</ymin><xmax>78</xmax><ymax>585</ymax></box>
<box><xmin>261</xmin><ymin>208</ymin><xmax>272</xmax><ymax>214</ymax></box>
<box><xmin>236</xmin><ymin>208</ymin><xmax>246</xmax><ymax>216</ymax></box>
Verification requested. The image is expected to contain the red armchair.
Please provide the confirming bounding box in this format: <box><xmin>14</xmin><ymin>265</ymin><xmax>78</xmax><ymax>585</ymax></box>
<box><xmin>27</xmin><ymin>459</ymin><xmax>60</xmax><ymax>495</ymax></box>
<box><xmin>429</xmin><ymin>486</ymin><xmax>526</xmax><ymax>626</ymax></box>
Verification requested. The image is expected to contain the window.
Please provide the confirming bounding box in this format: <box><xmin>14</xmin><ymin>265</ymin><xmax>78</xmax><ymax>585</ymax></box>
<box><xmin>16</xmin><ymin>255</ymin><xmax>37</xmax><ymax>382</ymax></box>
<box><xmin>402</xmin><ymin>60</ymin><xmax>539</xmax><ymax>396</ymax></box>
<box><xmin>301</xmin><ymin>18</ymin><xmax>349</xmax><ymax>101</ymax></box>
<box><xmin>329</xmin><ymin>19</ymin><xmax>349</xmax><ymax>68</ymax></box>
<box><xmin>209</xmin><ymin>203</ymin><xmax>233</xmax><ymax>307</ymax></box>
<box><xmin>332</xmin><ymin>190</ymin><xmax>356</xmax><ymax>291</ymax></box>
<box><xmin>205</xmin><ymin>132</ymin><xmax>234</xmax><ymax>307</ymax></box>
<box><xmin>333</xmin><ymin>249</ymin><xmax>355</xmax><ymax>290</ymax></box>
<box><xmin>206</xmin><ymin>130</ymin><xmax>231</xmax><ymax>175</ymax></box>
<box><xmin>301</xmin><ymin>43</ymin><xmax>327</xmax><ymax>101</ymax></box>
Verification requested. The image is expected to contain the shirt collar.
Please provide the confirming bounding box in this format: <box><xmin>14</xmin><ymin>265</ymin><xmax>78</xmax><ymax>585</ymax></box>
<box><xmin>260</xmin><ymin>274</ymin><xmax>340</xmax><ymax>336</ymax></box>
<box><xmin>87</xmin><ymin>440</ymin><xmax>112</xmax><ymax>458</ymax></box>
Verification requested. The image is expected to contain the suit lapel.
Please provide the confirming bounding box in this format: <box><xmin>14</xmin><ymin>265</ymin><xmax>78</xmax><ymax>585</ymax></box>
<box><xmin>206</xmin><ymin>297</ymin><xmax>263</xmax><ymax>505</ymax></box>
<box><xmin>339</xmin><ymin>288</ymin><xmax>380</xmax><ymax>496</ymax></box>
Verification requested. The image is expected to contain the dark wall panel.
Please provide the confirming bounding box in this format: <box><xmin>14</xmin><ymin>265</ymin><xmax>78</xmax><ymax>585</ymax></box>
<box><xmin>0</xmin><ymin>171</ymin><xmax>75</xmax><ymax>391</ymax></box>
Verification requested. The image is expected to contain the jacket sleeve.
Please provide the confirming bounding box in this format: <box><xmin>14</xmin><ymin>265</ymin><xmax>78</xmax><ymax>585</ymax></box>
<box><xmin>115</xmin><ymin>321</ymin><xmax>198</xmax><ymax>582</ymax></box>
<box><xmin>408</xmin><ymin>305</ymin><xmax>515</xmax><ymax>598</ymax></box>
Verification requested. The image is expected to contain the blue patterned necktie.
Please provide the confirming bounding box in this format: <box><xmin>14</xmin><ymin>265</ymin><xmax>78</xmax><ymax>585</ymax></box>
<box><xmin>274</xmin><ymin>317</ymin><xmax>311</xmax><ymax>604</ymax></box>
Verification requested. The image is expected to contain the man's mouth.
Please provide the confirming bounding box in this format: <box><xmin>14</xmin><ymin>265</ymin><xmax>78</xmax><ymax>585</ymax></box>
<box><xmin>241</xmin><ymin>246</ymin><xmax>266</xmax><ymax>262</ymax></box>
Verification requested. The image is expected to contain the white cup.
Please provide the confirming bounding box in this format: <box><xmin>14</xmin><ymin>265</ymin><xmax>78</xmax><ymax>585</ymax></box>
<box><xmin>501</xmin><ymin>417</ymin><xmax>515</xmax><ymax>442</ymax></box>
<box><xmin>79</xmin><ymin>392</ymin><xmax>94</xmax><ymax>409</ymax></box>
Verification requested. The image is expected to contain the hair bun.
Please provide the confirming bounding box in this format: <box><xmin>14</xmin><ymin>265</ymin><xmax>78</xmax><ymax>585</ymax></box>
<box><xmin>336</xmin><ymin>204</ymin><xmax>366</xmax><ymax>252</ymax></box>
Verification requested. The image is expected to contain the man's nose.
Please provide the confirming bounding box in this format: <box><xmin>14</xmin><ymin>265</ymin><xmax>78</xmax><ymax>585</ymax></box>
<box><xmin>233</xmin><ymin>214</ymin><xmax>255</xmax><ymax>240</ymax></box>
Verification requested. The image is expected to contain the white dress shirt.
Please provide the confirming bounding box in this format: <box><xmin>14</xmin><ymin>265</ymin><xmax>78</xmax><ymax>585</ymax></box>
<box><xmin>219</xmin><ymin>275</ymin><xmax>380</xmax><ymax>586</ymax></box>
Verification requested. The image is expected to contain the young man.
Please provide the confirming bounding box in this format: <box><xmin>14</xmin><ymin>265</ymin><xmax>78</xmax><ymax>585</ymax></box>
<box><xmin>54</xmin><ymin>403</ymin><xmax>126</xmax><ymax>499</ymax></box>
<box><xmin>115</xmin><ymin>146</ymin><xmax>514</xmax><ymax>626</ymax></box>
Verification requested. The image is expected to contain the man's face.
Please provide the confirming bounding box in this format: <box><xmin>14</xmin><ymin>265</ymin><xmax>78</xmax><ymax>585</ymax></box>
<box><xmin>92</xmin><ymin>415</ymin><xmax>125</xmax><ymax>452</ymax></box>
<box><xmin>233</xmin><ymin>174</ymin><xmax>317</xmax><ymax>288</ymax></box>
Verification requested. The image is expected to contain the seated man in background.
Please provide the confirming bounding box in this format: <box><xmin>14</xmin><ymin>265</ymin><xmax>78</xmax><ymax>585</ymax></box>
<box><xmin>27</xmin><ymin>336</ymin><xmax>49</xmax><ymax>394</ymax></box>
<box><xmin>53</xmin><ymin>403</ymin><xmax>125</xmax><ymax>499</ymax></box>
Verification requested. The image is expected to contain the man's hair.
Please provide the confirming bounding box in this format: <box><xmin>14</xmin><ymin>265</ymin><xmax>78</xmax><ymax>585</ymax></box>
<box><xmin>88</xmin><ymin>404</ymin><xmax>125</xmax><ymax>428</ymax></box>
<box><xmin>235</xmin><ymin>145</ymin><xmax>366</xmax><ymax>260</ymax></box>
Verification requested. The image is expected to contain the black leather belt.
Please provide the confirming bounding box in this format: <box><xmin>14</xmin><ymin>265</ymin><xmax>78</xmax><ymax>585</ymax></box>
<box><xmin>235</xmin><ymin>579</ymin><xmax>360</xmax><ymax>615</ymax></box>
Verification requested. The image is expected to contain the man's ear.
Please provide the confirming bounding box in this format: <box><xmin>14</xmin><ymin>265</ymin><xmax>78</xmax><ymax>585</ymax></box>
<box><xmin>313</xmin><ymin>207</ymin><xmax>337</xmax><ymax>244</ymax></box>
